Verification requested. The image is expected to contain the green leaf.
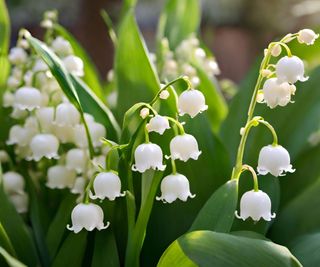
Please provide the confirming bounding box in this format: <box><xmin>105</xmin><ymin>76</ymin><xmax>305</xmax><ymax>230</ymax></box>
<box><xmin>46</xmin><ymin>194</ymin><xmax>77</xmax><ymax>258</ymax></box>
<box><xmin>289</xmin><ymin>232</ymin><xmax>320</xmax><ymax>267</ymax></box>
<box><xmin>158</xmin><ymin>231</ymin><xmax>302</xmax><ymax>267</ymax></box>
<box><xmin>91</xmin><ymin>230</ymin><xmax>120</xmax><ymax>267</ymax></box>
<box><xmin>115</xmin><ymin>9</ymin><xmax>160</xmax><ymax>120</ymax></box>
<box><xmin>269</xmin><ymin>178</ymin><xmax>320</xmax><ymax>245</ymax></box>
<box><xmin>157</xmin><ymin>0</ymin><xmax>200</xmax><ymax>49</ymax></box>
<box><xmin>51</xmin><ymin>232</ymin><xmax>87</xmax><ymax>267</ymax></box>
<box><xmin>0</xmin><ymin>188</ymin><xmax>39</xmax><ymax>267</ymax></box>
<box><xmin>0</xmin><ymin>247</ymin><xmax>27</xmax><ymax>267</ymax></box>
<box><xmin>190</xmin><ymin>180</ymin><xmax>238</xmax><ymax>232</ymax></box>
<box><xmin>195</xmin><ymin>66</ymin><xmax>228</xmax><ymax>132</ymax></box>
<box><xmin>53</xmin><ymin>24</ymin><xmax>105</xmax><ymax>99</ymax></box>
<box><xmin>0</xmin><ymin>0</ymin><xmax>10</xmax><ymax>88</ymax></box>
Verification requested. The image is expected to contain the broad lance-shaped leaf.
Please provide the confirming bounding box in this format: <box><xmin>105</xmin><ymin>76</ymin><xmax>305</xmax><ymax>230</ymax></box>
<box><xmin>289</xmin><ymin>232</ymin><xmax>320</xmax><ymax>267</ymax></box>
<box><xmin>190</xmin><ymin>179</ymin><xmax>238</xmax><ymax>232</ymax></box>
<box><xmin>158</xmin><ymin>231</ymin><xmax>302</xmax><ymax>267</ymax></box>
<box><xmin>0</xmin><ymin>247</ymin><xmax>27</xmax><ymax>267</ymax></box>
<box><xmin>26</xmin><ymin>34</ymin><xmax>120</xmax><ymax>141</ymax></box>
<box><xmin>157</xmin><ymin>0</ymin><xmax>200</xmax><ymax>50</ymax></box>
<box><xmin>115</xmin><ymin>8</ymin><xmax>160</xmax><ymax>121</ymax></box>
<box><xmin>53</xmin><ymin>24</ymin><xmax>105</xmax><ymax>100</ymax></box>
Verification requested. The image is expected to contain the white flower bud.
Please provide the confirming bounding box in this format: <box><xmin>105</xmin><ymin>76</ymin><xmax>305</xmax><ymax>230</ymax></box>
<box><xmin>132</xmin><ymin>143</ymin><xmax>166</xmax><ymax>173</ymax></box>
<box><xmin>67</xmin><ymin>203</ymin><xmax>110</xmax><ymax>233</ymax></box>
<box><xmin>7</xmin><ymin>76</ymin><xmax>20</xmax><ymax>88</ymax></box>
<box><xmin>257</xmin><ymin>145</ymin><xmax>295</xmax><ymax>177</ymax></box>
<box><xmin>159</xmin><ymin>90</ymin><xmax>170</xmax><ymax>100</ymax></box>
<box><xmin>33</xmin><ymin>59</ymin><xmax>49</xmax><ymax>72</ymax></box>
<box><xmin>35</xmin><ymin>107</ymin><xmax>55</xmax><ymax>132</ymax></box>
<box><xmin>66</xmin><ymin>148</ymin><xmax>88</xmax><ymax>173</ymax></box>
<box><xmin>205</xmin><ymin>59</ymin><xmax>221</xmax><ymax>75</ymax></box>
<box><xmin>14</xmin><ymin>87</ymin><xmax>42</xmax><ymax>111</ymax></box>
<box><xmin>71</xmin><ymin>177</ymin><xmax>87</xmax><ymax>194</ymax></box>
<box><xmin>3</xmin><ymin>172</ymin><xmax>25</xmax><ymax>195</ymax></box>
<box><xmin>55</xmin><ymin>102</ymin><xmax>80</xmax><ymax>127</ymax></box>
<box><xmin>89</xmin><ymin>122</ymin><xmax>106</xmax><ymax>147</ymax></box>
<box><xmin>235</xmin><ymin>190</ymin><xmax>276</xmax><ymax>222</ymax></box>
<box><xmin>7</xmin><ymin>125</ymin><xmax>35</xmax><ymax>146</ymax></box>
<box><xmin>8</xmin><ymin>47</ymin><xmax>28</xmax><ymax>65</ymax></box>
<box><xmin>0</xmin><ymin>150</ymin><xmax>9</xmax><ymax>162</ymax></box>
<box><xmin>23</xmin><ymin>71</ymin><xmax>33</xmax><ymax>86</ymax></box>
<box><xmin>146</xmin><ymin>115</ymin><xmax>170</xmax><ymax>135</ymax></box>
<box><xmin>194</xmin><ymin>48</ymin><xmax>206</xmax><ymax>59</ymax></box>
<box><xmin>178</xmin><ymin>89</ymin><xmax>208</xmax><ymax>118</ymax></box>
<box><xmin>90</xmin><ymin>172</ymin><xmax>125</xmax><ymax>201</ymax></box>
<box><xmin>140</xmin><ymin>107</ymin><xmax>149</xmax><ymax>119</ymax></box>
<box><xmin>271</xmin><ymin>44</ymin><xmax>282</xmax><ymax>57</ymax></box>
<box><xmin>170</xmin><ymin>134</ymin><xmax>201</xmax><ymax>162</ymax></box>
<box><xmin>51</xmin><ymin>37</ymin><xmax>73</xmax><ymax>56</ymax></box>
<box><xmin>54</xmin><ymin>125</ymin><xmax>75</xmax><ymax>143</ymax></box>
<box><xmin>46</xmin><ymin>165</ymin><xmax>76</xmax><ymax>189</ymax></box>
<box><xmin>17</xmin><ymin>39</ymin><xmax>29</xmax><ymax>49</ymax></box>
<box><xmin>3</xmin><ymin>91</ymin><xmax>15</xmax><ymax>107</ymax></box>
<box><xmin>262</xmin><ymin>78</ymin><xmax>294</xmax><ymax>108</ymax></box>
<box><xmin>276</xmin><ymin>56</ymin><xmax>308</xmax><ymax>83</ymax></box>
<box><xmin>260</xmin><ymin>69</ymin><xmax>272</xmax><ymax>78</ymax></box>
<box><xmin>9</xmin><ymin>192</ymin><xmax>29</xmax><ymax>213</ymax></box>
<box><xmin>10</xmin><ymin>108</ymin><xmax>28</xmax><ymax>119</ymax></box>
<box><xmin>28</xmin><ymin>134</ymin><xmax>59</xmax><ymax>161</ymax></box>
<box><xmin>63</xmin><ymin>55</ymin><xmax>84</xmax><ymax>77</ymax></box>
<box><xmin>297</xmin><ymin>29</ymin><xmax>319</xmax><ymax>45</ymax></box>
<box><xmin>156</xmin><ymin>173</ymin><xmax>195</xmax><ymax>203</ymax></box>
<box><xmin>40</xmin><ymin>19</ymin><xmax>53</xmax><ymax>29</ymax></box>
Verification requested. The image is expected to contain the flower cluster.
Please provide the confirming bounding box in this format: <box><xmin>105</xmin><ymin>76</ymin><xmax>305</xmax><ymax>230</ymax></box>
<box><xmin>157</xmin><ymin>35</ymin><xmax>220</xmax><ymax>86</ymax></box>
<box><xmin>234</xmin><ymin>29</ymin><xmax>318</xmax><ymax>222</ymax></box>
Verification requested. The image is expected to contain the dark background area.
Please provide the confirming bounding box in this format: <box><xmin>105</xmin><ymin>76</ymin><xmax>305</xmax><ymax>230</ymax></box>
<box><xmin>6</xmin><ymin>0</ymin><xmax>320</xmax><ymax>83</ymax></box>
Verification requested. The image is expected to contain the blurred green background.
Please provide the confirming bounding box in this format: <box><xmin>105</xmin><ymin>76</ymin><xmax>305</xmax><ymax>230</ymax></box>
<box><xmin>6</xmin><ymin>0</ymin><xmax>320</xmax><ymax>83</ymax></box>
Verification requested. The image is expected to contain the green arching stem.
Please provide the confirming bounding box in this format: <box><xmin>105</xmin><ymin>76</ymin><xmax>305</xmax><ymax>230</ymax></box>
<box><xmin>165</xmin><ymin>116</ymin><xmax>185</xmax><ymax>135</ymax></box>
<box><xmin>171</xmin><ymin>158</ymin><xmax>177</xmax><ymax>174</ymax></box>
<box><xmin>241</xmin><ymin>164</ymin><xmax>259</xmax><ymax>192</ymax></box>
<box><xmin>258</xmin><ymin>120</ymin><xmax>278</xmax><ymax>146</ymax></box>
<box><xmin>83</xmin><ymin>172</ymin><xmax>97</xmax><ymax>204</ymax></box>
<box><xmin>269</xmin><ymin>41</ymin><xmax>292</xmax><ymax>57</ymax></box>
<box><xmin>149</xmin><ymin>76</ymin><xmax>191</xmax><ymax>106</ymax></box>
<box><xmin>144</xmin><ymin>123</ymin><xmax>150</xmax><ymax>143</ymax></box>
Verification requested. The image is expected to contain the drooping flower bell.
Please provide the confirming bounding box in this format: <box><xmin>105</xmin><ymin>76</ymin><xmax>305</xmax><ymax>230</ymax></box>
<box><xmin>35</xmin><ymin>107</ymin><xmax>55</xmax><ymax>133</ymax></box>
<box><xmin>63</xmin><ymin>55</ymin><xmax>84</xmax><ymax>77</ymax></box>
<box><xmin>54</xmin><ymin>102</ymin><xmax>80</xmax><ymax>127</ymax></box>
<box><xmin>51</xmin><ymin>36</ymin><xmax>73</xmax><ymax>56</ymax></box>
<box><xmin>67</xmin><ymin>203</ymin><xmax>110</xmax><ymax>233</ymax></box>
<box><xmin>170</xmin><ymin>134</ymin><xmax>201</xmax><ymax>162</ymax></box>
<box><xmin>297</xmin><ymin>29</ymin><xmax>319</xmax><ymax>45</ymax></box>
<box><xmin>156</xmin><ymin>173</ymin><xmax>195</xmax><ymax>203</ymax></box>
<box><xmin>6</xmin><ymin>125</ymin><xmax>35</xmax><ymax>146</ymax></box>
<box><xmin>46</xmin><ymin>165</ymin><xmax>76</xmax><ymax>189</ymax></box>
<box><xmin>90</xmin><ymin>172</ymin><xmax>125</xmax><ymax>201</ymax></box>
<box><xmin>262</xmin><ymin>78</ymin><xmax>296</xmax><ymax>108</ymax></box>
<box><xmin>3</xmin><ymin>172</ymin><xmax>25</xmax><ymax>195</ymax></box>
<box><xmin>132</xmin><ymin>143</ymin><xmax>166</xmax><ymax>173</ymax></box>
<box><xmin>178</xmin><ymin>89</ymin><xmax>208</xmax><ymax>118</ymax></box>
<box><xmin>8</xmin><ymin>47</ymin><xmax>28</xmax><ymax>65</ymax></box>
<box><xmin>28</xmin><ymin>134</ymin><xmax>59</xmax><ymax>161</ymax></box>
<box><xmin>146</xmin><ymin>115</ymin><xmax>170</xmax><ymax>135</ymax></box>
<box><xmin>276</xmin><ymin>56</ymin><xmax>308</xmax><ymax>84</ymax></box>
<box><xmin>14</xmin><ymin>87</ymin><xmax>42</xmax><ymax>111</ymax></box>
<box><xmin>235</xmin><ymin>190</ymin><xmax>276</xmax><ymax>222</ymax></box>
<box><xmin>71</xmin><ymin>177</ymin><xmax>86</xmax><ymax>194</ymax></box>
<box><xmin>257</xmin><ymin>145</ymin><xmax>295</xmax><ymax>177</ymax></box>
<box><xmin>66</xmin><ymin>148</ymin><xmax>88</xmax><ymax>173</ymax></box>
<box><xmin>9</xmin><ymin>193</ymin><xmax>29</xmax><ymax>213</ymax></box>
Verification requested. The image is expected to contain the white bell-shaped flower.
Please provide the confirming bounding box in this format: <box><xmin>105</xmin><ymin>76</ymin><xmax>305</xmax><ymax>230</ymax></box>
<box><xmin>297</xmin><ymin>29</ymin><xmax>319</xmax><ymax>45</ymax></box>
<box><xmin>156</xmin><ymin>173</ymin><xmax>195</xmax><ymax>203</ymax></box>
<box><xmin>46</xmin><ymin>165</ymin><xmax>77</xmax><ymax>189</ymax></box>
<box><xmin>33</xmin><ymin>59</ymin><xmax>49</xmax><ymax>72</ymax></box>
<box><xmin>66</xmin><ymin>148</ymin><xmax>88</xmax><ymax>173</ymax></box>
<box><xmin>67</xmin><ymin>203</ymin><xmax>109</xmax><ymax>233</ymax></box>
<box><xmin>178</xmin><ymin>89</ymin><xmax>208</xmax><ymax>118</ymax></box>
<box><xmin>0</xmin><ymin>150</ymin><xmax>9</xmax><ymax>162</ymax></box>
<box><xmin>235</xmin><ymin>190</ymin><xmax>276</xmax><ymax>222</ymax></box>
<box><xmin>170</xmin><ymin>134</ymin><xmax>201</xmax><ymax>162</ymax></box>
<box><xmin>54</xmin><ymin>125</ymin><xmax>75</xmax><ymax>143</ymax></box>
<box><xmin>146</xmin><ymin>115</ymin><xmax>170</xmax><ymax>135</ymax></box>
<box><xmin>8</xmin><ymin>47</ymin><xmax>28</xmax><ymax>65</ymax></box>
<box><xmin>7</xmin><ymin>76</ymin><xmax>21</xmax><ymax>88</ymax></box>
<box><xmin>3</xmin><ymin>91</ymin><xmax>15</xmax><ymax>107</ymax></box>
<box><xmin>71</xmin><ymin>177</ymin><xmax>86</xmax><ymax>194</ymax></box>
<box><xmin>28</xmin><ymin>134</ymin><xmax>59</xmax><ymax>161</ymax></box>
<box><xmin>63</xmin><ymin>55</ymin><xmax>84</xmax><ymax>77</ymax></box>
<box><xmin>35</xmin><ymin>107</ymin><xmax>54</xmax><ymax>132</ymax></box>
<box><xmin>9</xmin><ymin>193</ymin><xmax>29</xmax><ymax>213</ymax></box>
<box><xmin>3</xmin><ymin>172</ymin><xmax>25</xmax><ymax>195</ymax></box>
<box><xmin>132</xmin><ymin>143</ymin><xmax>166</xmax><ymax>173</ymax></box>
<box><xmin>54</xmin><ymin>102</ymin><xmax>80</xmax><ymax>127</ymax></box>
<box><xmin>257</xmin><ymin>145</ymin><xmax>295</xmax><ymax>177</ymax></box>
<box><xmin>90</xmin><ymin>172</ymin><xmax>125</xmax><ymax>201</ymax></box>
<box><xmin>262</xmin><ymin>78</ymin><xmax>295</xmax><ymax>108</ymax></box>
<box><xmin>51</xmin><ymin>37</ymin><xmax>73</xmax><ymax>56</ymax></box>
<box><xmin>10</xmin><ymin>108</ymin><xmax>28</xmax><ymax>119</ymax></box>
<box><xmin>14</xmin><ymin>87</ymin><xmax>42</xmax><ymax>111</ymax></box>
<box><xmin>275</xmin><ymin>56</ymin><xmax>308</xmax><ymax>84</ymax></box>
<box><xmin>7</xmin><ymin>125</ymin><xmax>35</xmax><ymax>146</ymax></box>
<box><xmin>74</xmin><ymin>122</ymin><xmax>106</xmax><ymax>148</ymax></box>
